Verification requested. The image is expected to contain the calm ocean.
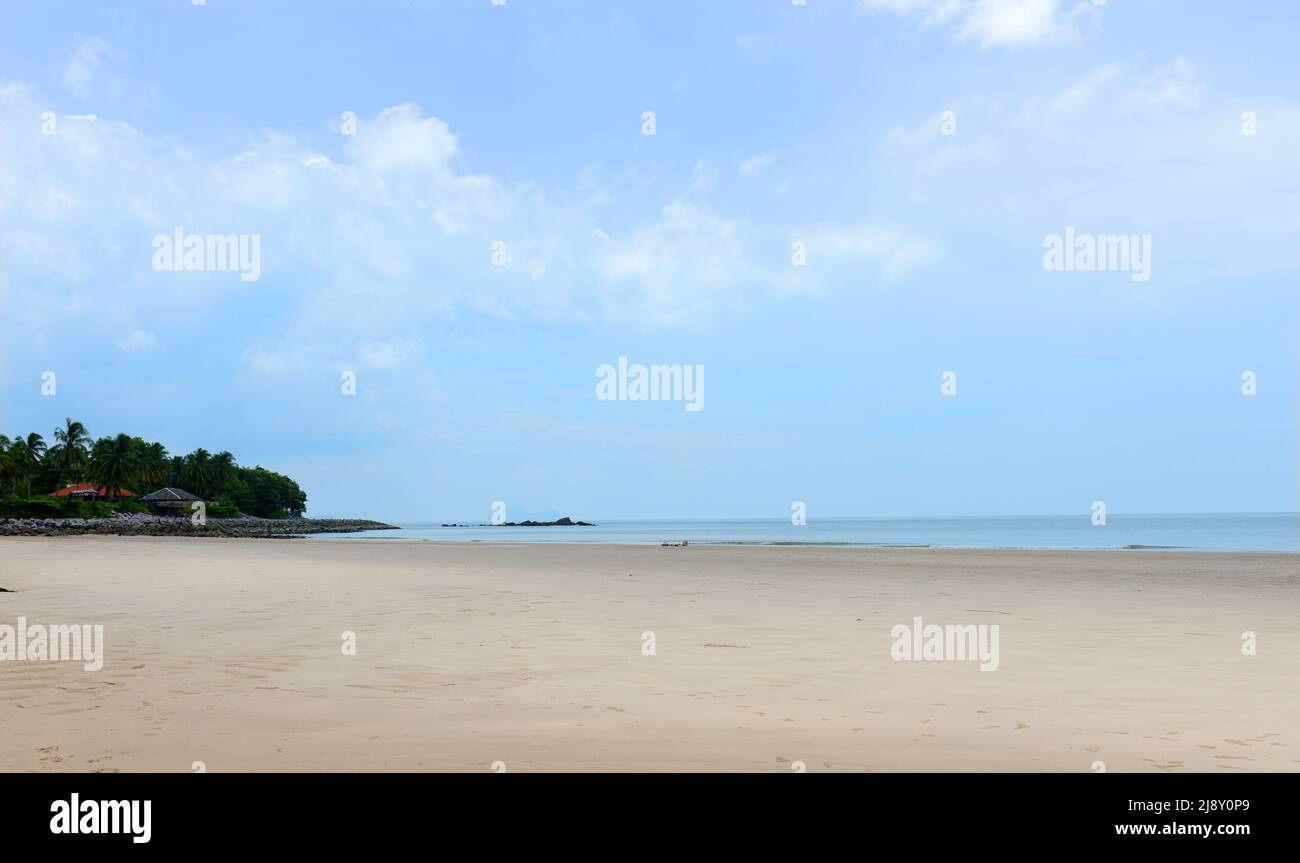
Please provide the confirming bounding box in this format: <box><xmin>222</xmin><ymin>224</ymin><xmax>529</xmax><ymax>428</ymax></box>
<box><xmin>309</xmin><ymin>513</ymin><xmax>1299</xmax><ymax>553</ymax></box>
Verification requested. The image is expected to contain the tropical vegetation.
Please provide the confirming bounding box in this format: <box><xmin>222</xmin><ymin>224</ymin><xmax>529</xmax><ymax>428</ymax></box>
<box><xmin>0</xmin><ymin>418</ymin><xmax>307</xmax><ymax>519</ymax></box>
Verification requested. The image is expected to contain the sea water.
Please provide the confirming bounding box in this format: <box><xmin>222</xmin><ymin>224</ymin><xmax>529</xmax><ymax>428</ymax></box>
<box><xmin>308</xmin><ymin>513</ymin><xmax>1298</xmax><ymax>552</ymax></box>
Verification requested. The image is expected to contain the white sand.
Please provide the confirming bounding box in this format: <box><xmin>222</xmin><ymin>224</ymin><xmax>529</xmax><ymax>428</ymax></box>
<box><xmin>1</xmin><ymin>537</ymin><xmax>1296</xmax><ymax>772</ymax></box>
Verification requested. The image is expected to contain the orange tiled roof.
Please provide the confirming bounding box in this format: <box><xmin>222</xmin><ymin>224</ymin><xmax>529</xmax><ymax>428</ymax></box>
<box><xmin>49</xmin><ymin>482</ymin><xmax>137</xmax><ymax>497</ymax></box>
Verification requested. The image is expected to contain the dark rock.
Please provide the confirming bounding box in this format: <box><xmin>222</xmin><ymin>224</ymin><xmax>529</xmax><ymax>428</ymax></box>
<box><xmin>498</xmin><ymin>517</ymin><xmax>593</xmax><ymax>527</ymax></box>
<box><xmin>0</xmin><ymin>515</ymin><xmax>398</xmax><ymax>539</ymax></box>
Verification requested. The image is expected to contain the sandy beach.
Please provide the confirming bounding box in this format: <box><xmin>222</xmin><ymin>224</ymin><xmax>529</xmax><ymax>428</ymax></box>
<box><xmin>1</xmin><ymin>537</ymin><xmax>1296</xmax><ymax>772</ymax></box>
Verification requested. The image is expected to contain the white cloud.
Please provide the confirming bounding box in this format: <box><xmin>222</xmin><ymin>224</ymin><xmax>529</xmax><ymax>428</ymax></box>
<box><xmin>356</xmin><ymin>337</ymin><xmax>422</xmax><ymax>372</ymax></box>
<box><xmin>0</xmin><ymin>79</ymin><xmax>940</xmax><ymax>369</ymax></box>
<box><xmin>860</xmin><ymin>0</ymin><xmax>966</xmax><ymax>28</ymax></box>
<box><xmin>62</xmin><ymin>35</ymin><xmax>125</xmax><ymax>100</ymax></box>
<box><xmin>738</xmin><ymin>152</ymin><xmax>776</xmax><ymax>176</ymax></box>
<box><xmin>1137</xmin><ymin>57</ymin><xmax>1202</xmax><ymax>107</ymax></box>
<box><xmin>346</xmin><ymin>103</ymin><xmax>460</xmax><ymax>174</ymax></box>
<box><xmin>240</xmin><ymin>332</ymin><xmax>424</xmax><ymax>375</ymax></box>
<box><xmin>886</xmin><ymin>111</ymin><xmax>994</xmax><ymax>174</ymax></box>
<box><xmin>797</xmin><ymin>224</ymin><xmax>945</xmax><ymax>281</ymax></box>
<box><xmin>592</xmin><ymin>199</ymin><xmax>755</xmax><ymax>326</ymax></box>
<box><xmin>869</xmin><ymin>62</ymin><xmax>1300</xmax><ymax>322</ymax></box>
<box><xmin>1051</xmin><ymin>63</ymin><xmax>1122</xmax><ymax>112</ymax></box>
<box><xmin>861</xmin><ymin>0</ymin><xmax>1096</xmax><ymax>48</ymax></box>
<box><xmin>115</xmin><ymin>329</ymin><xmax>157</xmax><ymax>352</ymax></box>
<box><xmin>958</xmin><ymin>0</ymin><xmax>1069</xmax><ymax>47</ymax></box>
<box><xmin>1049</xmin><ymin>58</ymin><xmax>1202</xmax><ymax>115</ymax></box>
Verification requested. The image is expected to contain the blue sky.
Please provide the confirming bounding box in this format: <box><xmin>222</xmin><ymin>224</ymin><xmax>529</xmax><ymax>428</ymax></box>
<box><xmin>1</xmin><ymin>0</ymin><xmax>1296</xmax><ymax>521</ymax></box>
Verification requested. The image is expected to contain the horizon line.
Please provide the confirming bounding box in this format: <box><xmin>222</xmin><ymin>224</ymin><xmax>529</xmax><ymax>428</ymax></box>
<box><xmin>321</xmin><ymin>511</ymin><xmax>1300</xmax><ymax>522</ymax></box>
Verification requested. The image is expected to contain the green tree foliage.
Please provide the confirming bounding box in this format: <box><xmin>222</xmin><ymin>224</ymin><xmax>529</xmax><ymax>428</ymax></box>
<box><xmin>90</xmin><ymin>434</ymin><xmax>139</xmax><ymax>500</ymax></box>
<box><xmin>0</xmin><ymin>435</ymin><xmax>19</xmax><ymax>496</ymax></box>
<box><xmin>181</xmin><ymin>448</ymin><xmax>215</xmax><ymax>499</ymax></box>
<box><xmin>6</xmin><ymin>432</ymin><xmax>47</xmax><ymax>496</ymax></box>
<box><xmin>2</xmin><ymin>419</ymin><xmax>308</xmax><ymax>518</ymax></box>
<box><xmin>50</xmin><ymin>417</ymin><xmax>90</xmax><ymax>483</ymax></box>
<box><xmin>227</xmin><ymin>467</ymin><xmax>307</xmax><ymax>518</ymax></box>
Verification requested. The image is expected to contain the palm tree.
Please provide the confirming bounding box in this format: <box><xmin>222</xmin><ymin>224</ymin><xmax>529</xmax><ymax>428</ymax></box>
<box><xmin>210</xmin><ymin>451</ymin><xmax>236</xmax><ymax>499</ymax></box>
<box><xmin>182</xmin><ymin>449</ymin><xmax>215</xmax><ymax>499</ymax></box>
<box><xmin>133</xmin><ymin>441</ymin><xmax>170</xmax><ymax>491</ymax></box>
<box><xmin>91</xmin><ymin>434</ymin><xmax>139</xmax><ymax>500</ymax></box>
<box><xmin>11</xmin><ymin>433</ymin><xmax>47</xmax><ymax>496</ymax></box>
<box><xmin>0</xmin><ymin>435</ymin><xmax>17</xmax><ymax>496</ymax></box>
<box><xmin>52</xmin><ymin>418</ymin><xmax>90</xmax><ymax>483</ymax></box>
<box><xmin>165</xmin><ymin>455</ymin><xmax>186</xmax><ymax>488</ymax></box>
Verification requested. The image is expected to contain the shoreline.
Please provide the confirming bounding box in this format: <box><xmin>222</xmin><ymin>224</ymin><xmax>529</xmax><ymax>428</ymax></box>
<box><xmin>9</xmin><ymin>530</ymin><xmax>1298</xmax><ymax>555</ymax></box>
<box><xmin>6</xmin><ymin>530</ymin><xmax>1295</xmax><ymax>555</ymax></box>
<box><xmin>300</xmin><ymin>535</ymin><xmax>1300</xmax><ymax>554</ymax></box>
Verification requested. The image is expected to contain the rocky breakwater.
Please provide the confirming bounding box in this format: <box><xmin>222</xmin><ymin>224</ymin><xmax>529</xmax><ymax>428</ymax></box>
<box><xmin>0</xmin><ymin>512</ymin><xmax>398</xmax><ymax>538</ymax></box>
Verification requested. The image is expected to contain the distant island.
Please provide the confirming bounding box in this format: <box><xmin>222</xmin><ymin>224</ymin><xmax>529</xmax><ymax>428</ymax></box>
<box><xmin>442</xmin><ymin>517</ymin><xmax>595</xmax><ymax>527</ymax></box>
